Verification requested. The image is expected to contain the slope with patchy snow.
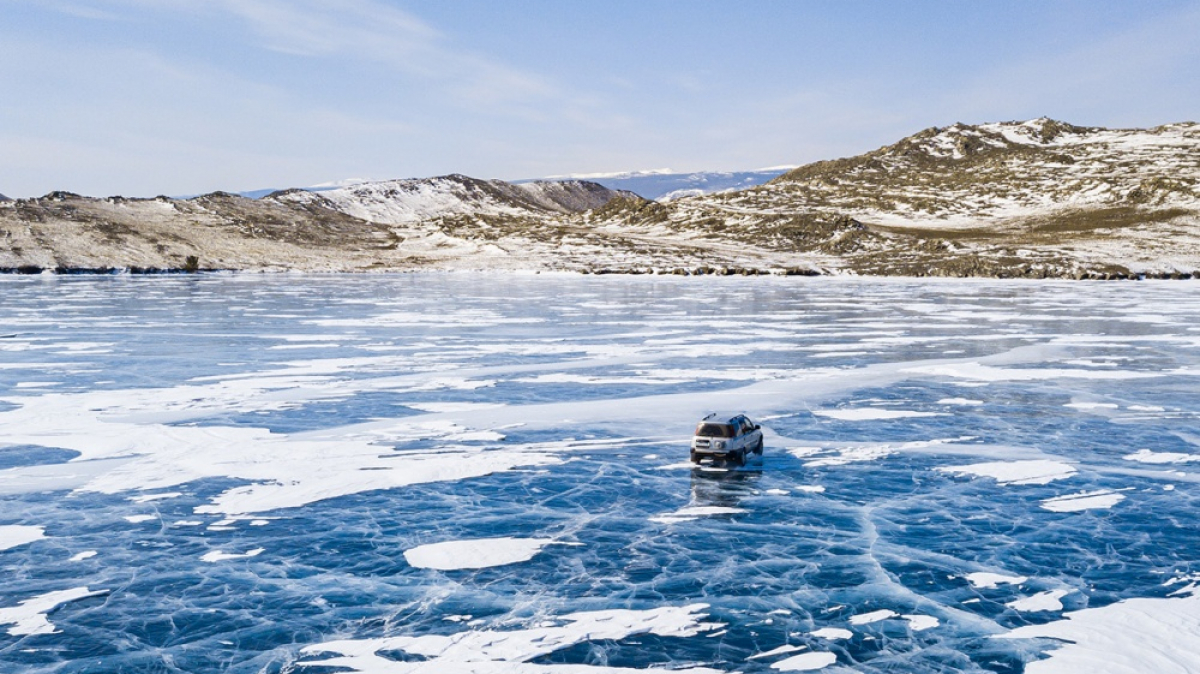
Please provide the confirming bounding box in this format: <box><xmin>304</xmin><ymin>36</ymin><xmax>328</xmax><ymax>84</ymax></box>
<box><xmin>642</xmin><ymin>119</ymin><xmax>1200</xmax><ymax>276</ymax></box>
<box><xmin>268</xmin><ymin>174</ymin><xmax>620</xmax><ymax>225</ymax></box>
<box><xmin>2</xmin><ymin>119</ymin><xmax>1198</xmax><ymax>277</ymax></box>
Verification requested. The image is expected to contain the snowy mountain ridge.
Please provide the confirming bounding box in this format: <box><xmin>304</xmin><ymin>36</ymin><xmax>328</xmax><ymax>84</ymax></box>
<box><xmin>267</xmin><ymin>174</ymin><xmax>621</xmax><ymax>225</ymax></box>
<box><xmin>2</xmin><ymin>118</ymin><xmax>1198</xmax><ymax>277</ymax></box>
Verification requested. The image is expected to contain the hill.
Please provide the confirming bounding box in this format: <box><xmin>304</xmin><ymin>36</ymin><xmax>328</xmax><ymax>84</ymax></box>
<box><xmin>2</xmin><ymin>119</ymin><xmax>1198</xmax><ymax>277</ymax></box>
<box><xmin>596</xmin><ymin>118</ymin><xmax>1200</xmax><ymax>277</ymax></box>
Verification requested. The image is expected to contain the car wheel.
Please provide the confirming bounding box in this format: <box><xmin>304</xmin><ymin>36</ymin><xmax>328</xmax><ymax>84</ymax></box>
<box><xmin>754</xmin><ymin>438</ymin><xmax>764</xmax><ymax>454</ymax></box>
<box><xmin>731</xmin><ymin>450</ymin><xmax>745</xmax><ymax>467</ymax></box>
<box><xmin>690</xmin><ymin>451</ymin><xmax>700</xmax><ymax>464</ymax></box>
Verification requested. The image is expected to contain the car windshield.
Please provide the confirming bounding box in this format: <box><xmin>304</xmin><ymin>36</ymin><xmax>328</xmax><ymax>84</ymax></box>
<box><xmin>695</xmin><ymin>423</ymin><xmax>734</xmax><ymax>438</ymax></box>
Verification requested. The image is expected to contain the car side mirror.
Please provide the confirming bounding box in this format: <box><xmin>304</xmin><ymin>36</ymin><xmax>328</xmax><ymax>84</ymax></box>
<box><xmin>753</xmin><ymin>424</ymin><xmax>760</xmax><ymax>431</ymax></box>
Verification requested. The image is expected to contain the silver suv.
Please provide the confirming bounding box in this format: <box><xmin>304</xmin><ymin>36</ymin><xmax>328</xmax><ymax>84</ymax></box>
<box><xmin>690</xmin><ymin>413</ymin><xmax>764</xmax><ymax>466</ymax></box>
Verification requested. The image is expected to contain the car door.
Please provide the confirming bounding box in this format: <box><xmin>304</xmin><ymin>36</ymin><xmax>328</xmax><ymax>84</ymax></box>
<box><xmin>733</xmin><ymin>416</ymin><xmax>748</xmax><ymax>451</ymax></box>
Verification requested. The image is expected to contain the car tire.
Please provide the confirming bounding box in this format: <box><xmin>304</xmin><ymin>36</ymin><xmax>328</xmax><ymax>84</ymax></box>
<box><xmin>730</xmin><ymin>450</ymin><xmax>745</xmax><ymax>467</ymax></box>
<box><xmin>753</xmin><ymin>438</ymin><xmax>764</xmax><ymax>454</ymax></box>
<box><xmin>690</xmin><ymin>450</ymin><xmax>700</xmax><ymax>464</ymax></box>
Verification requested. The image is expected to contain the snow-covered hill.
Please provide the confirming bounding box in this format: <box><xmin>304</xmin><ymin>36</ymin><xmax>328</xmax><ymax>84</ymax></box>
<box><xmin>2</xmin><ymin>119</ymin><xmax>1198</xmax><ymax>278</ymax></box>
<box><xmin>267</xmin><ymin>174</ymin><xmax>621</xmax><ymax>225</ymax></box>
<box><xmin>726</xmin><ymin>118</ymin><xmax>1200</xmax><ymax>228</ymax></box>
<box><xmin>628</xmin><ymin>118</ymin><xmax>1200</xmax><ymax>276</ymax></box>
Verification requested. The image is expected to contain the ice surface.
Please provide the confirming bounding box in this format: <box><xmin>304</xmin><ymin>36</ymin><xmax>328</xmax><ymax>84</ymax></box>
<box><xmin>3</xmin><ymin>274</ymin><xmax>1200</xmax><ymax>673</ymax></box>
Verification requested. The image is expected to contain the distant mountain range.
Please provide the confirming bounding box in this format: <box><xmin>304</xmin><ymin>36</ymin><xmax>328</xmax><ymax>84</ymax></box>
<box><xmin>235</xmin><ymin>167</ymin><xmax>794</xmax><ymax>202</ymax></box>
<box><xmin>521</xmin><ymin>167</ymin><xmax>795</xmax><ymax>201</ymax></box>
<box><xmin>2</xmin><ymin>119</ymin><xmax>1197</xmax><ymax>278</ymax></box>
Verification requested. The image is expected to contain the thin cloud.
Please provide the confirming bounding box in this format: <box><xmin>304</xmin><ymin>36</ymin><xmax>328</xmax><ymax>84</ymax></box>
<box><xmin>216</xmin><ymin>0</ymin><xmax>557</xmax><ymax>106</ymax></box>
<box><xmin>37</xmin><ymin>0</ymin><xmax>562</xmax><ymax>108</ymax></box>
<box><xmin>215</xmin><ymin>0</ymin><xmax>441</xmax><ymax>65</ymax></box>
<box><xmin>945</xmin><ymin>4</ymin><xmax>1200</xmax><ymax>125</ymax></box>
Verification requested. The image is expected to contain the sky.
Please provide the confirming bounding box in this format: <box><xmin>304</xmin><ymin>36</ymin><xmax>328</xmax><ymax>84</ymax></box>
<box><xmin>1</xmin><ymin>0</ymin><xmax>1198</xmax><ymax>198</ymax></box>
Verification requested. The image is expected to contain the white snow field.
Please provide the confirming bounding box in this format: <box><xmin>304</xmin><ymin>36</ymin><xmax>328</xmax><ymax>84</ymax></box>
<box><xmin>1</xmin><ymin>273</ymin><xmax>1199</xmax><ymax>673</ymax></box>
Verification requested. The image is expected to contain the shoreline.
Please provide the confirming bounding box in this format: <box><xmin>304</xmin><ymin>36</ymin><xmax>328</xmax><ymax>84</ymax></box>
<box><xmin>1</xmin><ymin>265</ymin><xmax>1194</xmax><ymax>280</ymax></box>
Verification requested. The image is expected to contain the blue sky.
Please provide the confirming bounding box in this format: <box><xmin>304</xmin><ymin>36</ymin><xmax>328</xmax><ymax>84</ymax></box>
<box><xmin>2</xmin><ymin>0</ymin><xmax>1198</xmax><ymax>197</ymax></box>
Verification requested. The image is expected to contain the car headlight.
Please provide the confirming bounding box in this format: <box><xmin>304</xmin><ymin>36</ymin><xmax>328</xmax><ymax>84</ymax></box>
<box><xmin>712</xmin><ymin>440</ymin><xmax>725</xmax><ymax>449</ymax></box>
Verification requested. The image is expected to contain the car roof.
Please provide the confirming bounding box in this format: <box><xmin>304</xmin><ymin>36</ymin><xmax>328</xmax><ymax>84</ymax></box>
<box><xmin>700</xmin><ymin>412</ymin><xmax>748</xmax><ymax>424</ymax></box>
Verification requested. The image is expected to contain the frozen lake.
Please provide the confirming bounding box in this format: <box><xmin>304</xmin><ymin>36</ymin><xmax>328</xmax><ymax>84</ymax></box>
<box><xmin>2</xmin><ymin>273</ymin><xmax>1199</xmax><ymax>673</ymax></box>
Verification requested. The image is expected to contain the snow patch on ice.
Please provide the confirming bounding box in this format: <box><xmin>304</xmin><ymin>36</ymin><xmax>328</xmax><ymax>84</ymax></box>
<box><xmin>297</xmin><ymin>603</ymin><xmax>724</xmax><ymax>673</ymax></box>
<box><xmin>748</xmin><ymin>644</ymin><xmax>807</xmax><ymax>660</ymax></box>
<box><xmin>1065</xmin><ymin>402</ymin><xmax>1120</xmax><ymax>410</ymax></box>
<box><xmin>939</xmin><ymin>459</ymin><xmax>1077</xmax><ymax>485</ymax></box>
<box><xmin>903</xmin><ymin>614</ymin><xmax>939</xmax><ymax>631</ymax></box>
<box><xmin>1124</xmin><ymin>449</ymin><xmax>1200</xmax><ymax>464</ymax></box>
<box><xmin>848</xmin><ymin>609</ymin><xmax>897</xmax><ymax>625</ymax></box>
<box><xmin>129</xmin><ymin>491</ymin><xmax>183</xmax><ymax>502</ymax></box>
<box><xmin>904</xmin><ymin>362</ymin><xmax>1161</xmax><ymax>382</ymax></box>
<box><xmin>0</xmin><ymin>524</ymin><xmax>44</xmax><ymax>551</ymax></box>
<box><xmin>813</xmin><ymin>408</ymin><xmax>942</xmax><ymax>420</ymax></box>
<box><xmin>201</xmin><ymin>547</ymin><xmax>264</xmax><ymax>562</ymax></box>
<box><xmin>938</xmin><ymin>397</ymin><xmax>984</xmax><ymax>405</ymax></box>
<box><xmin>966</xmin><ymin>572</ymin><xmax>1028</xmax><ymax>589</ymax></box>
<box><xmin>795</xmin><ymin>445</ymin><xmax>896</xmax><ymax>467</ymax></box>
<box><xmin>0</xmin><ymin>587</ymin><xmax>108</xmax><ymax>635</ymax></box>
<box><xmin>1006</xmin><ymin>589</ymin><xmax>1072</xmax><ymax>612</ymax></box>
<box><xmin>650</xmin><ymin>505</ymin><xmax>746</xmax><ymax>524</ymax></box>
<box><xmin>996</xmin><ymin>592</ymin><xmax>1200</xmax><ymax>673</ymax></box>
<box><xmin>798</xmin><ymin>437</ymin><xmax>975</xmax><ymax>468</ymax></box>
<box><xmin>1040</xmin><ymin>490</ymin><xmax>1126</xmax><ymax>512</ymax></box>
<box><xmin>809</xmin><ymin>627</ymin><xmax>852</xmax><ymax>640</ymax></box>
<box><xmin>770</xmin><ymin>651</ymin><xmax>838</xmax><ymax>671</ymax></box>
<box><xmin>403</xmin><ymin>537</ymin><xmax>560</xmax><ymax>570</ymax></box>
